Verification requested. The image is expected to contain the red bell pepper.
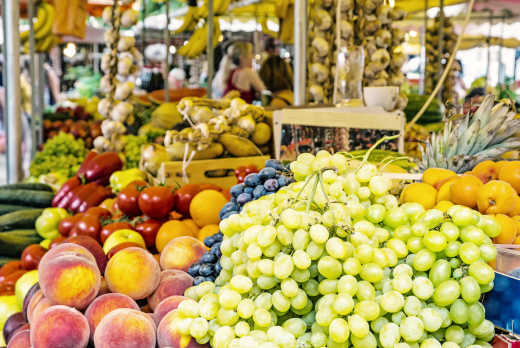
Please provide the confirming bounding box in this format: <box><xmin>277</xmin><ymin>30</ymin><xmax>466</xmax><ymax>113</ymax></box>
<box><xmin>57</xmin><ymin>185</ymin><xmax>83</xmax><ymax>210</ymax></box>
<box><xmin>76</xmin><ymin>151</ymin><xmax>99</xmax><ymax>179</ymax></box>
<box><xmin>77</xmin><ymin>186</ymin><xmax>113</xmax><ymax>213</ymax></box>
<box><xmin>83</xmin><ymin>152</ymin><xmax>123</xmax><ymax>186</ymax></box>
<box><xmin>52</xmin><ymin>177</ymin><xmax>81</xmax><ymax>207</ymax></box>
<box><xmin>68</xmin><ymin>183</ymin><xmax>98</xmax><ymax>212</ymax></box>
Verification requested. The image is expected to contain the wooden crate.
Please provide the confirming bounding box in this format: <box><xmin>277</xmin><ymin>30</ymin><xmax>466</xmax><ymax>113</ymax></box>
<box><xmin>152</xmin><ymin>156</ymin><xmax>270</xmax><ymax>189</ymax></box>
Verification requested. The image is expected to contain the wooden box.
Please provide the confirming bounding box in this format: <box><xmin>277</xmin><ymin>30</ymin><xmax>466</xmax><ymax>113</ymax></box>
<box><xmin>149</xmin><ymin>156</ymin><xmax>270</xmax><ymax>189</ymax></box>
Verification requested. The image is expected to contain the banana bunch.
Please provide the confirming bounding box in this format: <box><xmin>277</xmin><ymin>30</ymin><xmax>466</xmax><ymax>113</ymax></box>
<box><xmin>178</xmin><ymin>20</ymin><xmax>221</xmax><ymax>58</ymax></box>
<box><xmin>174</xmin><ymin>5</ymin><xmax>199</xmax><ymax>34</ymax></box>
<box><xmin>197</xmin><ymin>0</ymin><xmax>231</xmax><ymax>18</ymax></box>
<box><xmin>275</xmin><ymin>0</ymin><xmax>294</xmax><ymax>44</ymax></box>
<box><xmin>21</xmin><ymin>2</ymin><xmax>59</xmax><ymax>53</ymax></box>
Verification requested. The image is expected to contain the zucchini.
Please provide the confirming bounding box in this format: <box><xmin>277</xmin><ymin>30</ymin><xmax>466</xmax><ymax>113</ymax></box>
<box><xmin>0</xmin><ymin>256</ymin><xmax>18</xmax><ymax>266</ymax></box>
<box><xmin>0</xmin><ymin>190</ymin><xmax>54</xmax><ymax>208</ymax></box>
<box><xmin>0</xmin><ymin>209</ymin><xmax>43</xmax><ymax>231</ymax></box>
<box><xmin>0</xmin><ymin>183</ymin><xmax>53</xmax><ymax>192</ymax></box>
<box><xmin>0</xmin><ymin>230</ymin><xmax>42</xmax><ymax>257</ymax></box>
<box><xmin>0</xmin><ymin>204</ymin><xmax>42</xmax><ymax>215</ymax></box>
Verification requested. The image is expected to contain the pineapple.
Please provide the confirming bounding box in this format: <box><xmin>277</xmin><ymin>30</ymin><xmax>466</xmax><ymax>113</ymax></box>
<box><xmin>419</xmin><ymin>95</ymin><xmax>520</xmax><ymax>172</ymax></box>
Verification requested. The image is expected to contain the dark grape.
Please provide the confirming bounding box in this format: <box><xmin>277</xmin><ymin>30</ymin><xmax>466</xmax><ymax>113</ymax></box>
<box><xmin>259</xmin><ymin>167</ymin><xmax>276</xmax><ymax>180</ymax></box>
<box><xmin>253</xmin><ymin>185</ymin><xmax>267</xmax><ymax>198</ymax></box>
<box><xmin>193</xmin><ymin>276</ymin><xmax>206</xmax><ymax>286</ymax></box>
<box><xmin>204</xmin><ymin>235</ymin><xmax>216</xmax><ymax>248</ymax></box>
<box><xmin>199</xmin><ymin>264</ymin><xmax>214</xmax><ymax>277</ymax></box>
<box><xmin>237</xmin><ymin>192</ymin><xmax>253</xmax><ymax>205</ymax></box>
<box><xmin>211</xmin><ymin>243</ymin><xmax>222</xmax><ymax>257</ymax></box>
<box><xmin>214</xmin><ymin>262</ymin><xmax>222</xmax><ymax>274</ymax></box>
<box><xmin>229</xmin><ymin>184</ymin><xmax>243</xmax><ymax>197</ymax></box>
<box><xmin>188</xmin><ymin>263</ymin><xmax>201</xmax><ymax>277</ymax></box>
<box><xmin>244</xmin><ymin>173</ymin><xmax>260</xmax><ymax>187</ymax></box>
<box><xmin>200</xmin><ymin>253</ymin><xmax>217</xmax><ymax>264</ymax></box>
<box><xmin>265</xmin><ymin>159</ymin><xmax>284</xmax><ymax>171</ymax></box>
<box><xmin>264</xmin><ymin>178</ymin><xmax>279</xmax><ymax>192</ymax></box>
<box><xmin>244</xmin><ymin>187</ymin><xmax>254</xmax><ymax>194</ymax></box>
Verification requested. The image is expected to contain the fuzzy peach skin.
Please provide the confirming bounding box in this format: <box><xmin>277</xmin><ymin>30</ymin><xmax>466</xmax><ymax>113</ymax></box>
<box><xmin>38</xmin><ymin>243</ymin><xmax>97</xmax><ymax>268</ymax></box>
<box><xmin>65</xmin><ymin>235</ymin><xmax>107</xmax><ymax>274</ymax></box>
<box><xmin>26</xmin><ymin>289</ymin><xmax>52</xmax><ymax>324</ymax></box>
<box><xmin>93</xmin><ymin>308</ymin><xmax>156</xmax><ymax>348</ymax></box>
<box><xmin>30</xmin><ymin>305</ymin><xmax>90</xmax><ymax>348</ymax></box>
<box><xmin>148</xmin><ymin>270</ymin><xmax>193</xmax><ymax>310</ymax></box>
<box><xmin>153</xmin><ymin>295</ymin><xmax>189</xmax><ymax>326</ymax></box>
<box><xmin>84</xmin><ymin>293</ymin><xmax>140</xmax><ymax>339</ymax></box>
<box><xmin>104</xmin><ymin>247</ymin><xmax>160</xmax><ymax>300</ymax></box>
<box><xmin>7</xmin><ymin>329</ymin><xmax>30</xmax><ymax>348</ymax></box>
<box><xmin>157</xmin><ymin>309</ymin><xmax>209</xmax><ymax>348</ymax></box>
<box><xmin>38</xmin><ymin>247</ymin><xmax>101</xmax><ymax>310</ymax></box>
<box><xmin>159</xmin><ymin>237</ymin><xmax>207</xmax><ymax>272</ymax></box>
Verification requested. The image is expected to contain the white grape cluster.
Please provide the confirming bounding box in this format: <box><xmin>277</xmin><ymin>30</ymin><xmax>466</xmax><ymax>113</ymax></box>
<box><xmin>171</xmin><ymin>150</ymin><xmax>499</xmax><ymax>348</ymax></box>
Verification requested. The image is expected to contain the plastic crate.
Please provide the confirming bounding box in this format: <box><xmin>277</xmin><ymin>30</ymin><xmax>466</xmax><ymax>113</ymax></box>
<box><xmin>496</xmin><ymin>247</ymin><xmax>520</xmax><ymax>275</ymax></box>
<box><xmin>483</xmin><ymin>272</ymin><xmax>520</xmax><ymax>332</ymax></box>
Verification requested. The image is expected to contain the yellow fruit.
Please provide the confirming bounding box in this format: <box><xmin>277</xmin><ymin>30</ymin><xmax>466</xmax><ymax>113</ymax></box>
<box><xmin>422</xmin><ymin>168</ymin><xmax>457</xmax><ymax>189</ymax></box>
<box><xmin>182</xmin><ymin>219</ymin><xmax>200</xmax><ymax>236</ymax></box>
<box><xmin>166</xmin><ymin>142</ymin><xmax>223</xmax><ymax>161</ymax></box>
<box><xmin>190</xmin><ymin>190</ymin><xmax>228</xmax><ymax>227</ymax></box>
<box><xmin>197</xmin><ymin>224</ymin><xmax>219</xmax><ymax>242</ymax></box>
<box><xmin>436</xmin><ymin>177</ymin><xmax>458</xmax><ymax>203</ymax></box>
<box><xmin>434</xmin><ymin>200</ymin><xmax>454</xmax><ymax>213</ymax></box>
<box><xmin>251</xmin><ymin>122</ymin><xmax>272</xmax><ymax>146</ymax></box>
<box><xmin>400</xmin><ymin>182</ymin><xmax>437</xmax><ymax>209</ymax></box>
<box><xmin>156</xmin><ymin>220</ymin><xmax>193</xmax><ymax>252</ymax></box>
<box><xmin>218</xmin><ymin>133</ymin><xmax>263</xmax><ymax>157</ymax></box>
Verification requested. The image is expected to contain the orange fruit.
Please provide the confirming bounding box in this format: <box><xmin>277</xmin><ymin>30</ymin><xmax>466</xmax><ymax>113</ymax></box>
<box><xmin>189</xmin><ymin>190</ymin><xmax>228</xmax><ymax>227</ymax></box>
<box><xmin>494</xmin><ymin>214</ymin><xmax>517</xmax><ymax>244</ymax></box>
<box><xmin>471</xmin><ymin>160</ymin><xmax>498</xmax><ymax>183</ymax></box>
<box><xmin>450</xmin><ymin>174</ymin><xmax>483</xmax><ymax>208</ymax></box>
<box><xmin>436</xmin><ymin>176</ymin><xmax>458</xmax><ymax>202</ymax></box>
<box><xmin>182</xmin><ymin>219</ymin><xmax>200</xmax><ymax>236</ymax></box>
<box><xmin>498</xmin><ymin>162</ymin><xmax>520</xmax><ymax>193</ymax></box>
<box><xmin>155</xmin><ymin>220</ymin><xmax>193</xmax><ymax>252</ymax></box>
<box><xmin>197</xmin><ymin>224</ymin><xmax>219</xmax><ymax>243</ymax></box>
<box><xmin>400</xmin><ymin>182</ymin><xmax>437</xmax><ymax>209</ymax></box>
<box><xmin>422</xmin><ymin>168</ymin><xmax>457</xmax><ymax>189</ymax></box>
<box><xmin>510</xmin><ymin>196</ymin><xmax>520</xmax><ymax>217</ymax></box>
<box><xmin>476</xmin><ymin>180</ymin><xmax>518</xmax><ymax>215</ymax></box>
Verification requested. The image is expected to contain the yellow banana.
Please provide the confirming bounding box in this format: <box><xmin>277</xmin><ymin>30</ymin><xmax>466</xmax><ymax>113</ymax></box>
<box><xmin>20</xmin><ymin>2</ymin><xmax>50</xmax><ymax>42</ymax></box>
<box><xmin>36</xmin><ymin>34</ymin><xmax>55</xmax><ymax>52</ymax></box>
<box><xmin>173</xmin><ymin>6</ymin><xmax>197</xmax><ymax>34</ymax></box>
<box><xmin>260</xmin><ymin>17</ymin><xmax>277</xmax><ymax>38</ymax></box>
<box><xmin>196</xmin><ymin>5</ymin><xmax>208</xmax><ymax>19</ymax></box>
<box><xmin>216</xmin><ymin>0</ymin><xmax>231</xmax><ymax>16</ymax></box>
<box><xmin>34</xmin><ymin>3</ymin><xmax>55</xmax><ymax>40</ymax></box>
<box><xmin>187</xmin><ymin>24</ymin><xmax>208</xmax><ymax>58</ymax></box>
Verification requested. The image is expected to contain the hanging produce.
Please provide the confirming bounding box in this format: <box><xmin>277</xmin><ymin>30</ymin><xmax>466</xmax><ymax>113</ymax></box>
<box><xmin>20</xmin><ymin>2</ymin><xmax>59</xmax><ymax>53</ymax></box>
<box><xmin>94</xmin><ymin>0</ymin><xmax>141</xmax><ymax>153</ymax></box>
<box><xmin>425</xmin><ymin>13</ymin><xmax>458</xmax><ymax>104</ymax></box>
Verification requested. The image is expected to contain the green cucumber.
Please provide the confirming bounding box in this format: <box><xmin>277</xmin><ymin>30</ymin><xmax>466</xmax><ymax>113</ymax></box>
<box><xmin>0</xmin><ymin>209</ymin><xmax>43</xmax><ymax>231</ymax></box>
<box><xmin>0</xmin><ymin>230</ymin><xmax>42</xmax><ymax>257</ymax></box>
<box><xmin>0</xmin><ymin>190</ymin><xmax>54</xmax><ymax>207</ymax></box>
<box><xmin>0</xmin><ymin>204</ymin><xmax>40</xmax><ymax>215</ymax></box>
<box><xmin>0</xmin><ymin>183</ymin><xmax>53</xmax><ymax>192</ymax></box>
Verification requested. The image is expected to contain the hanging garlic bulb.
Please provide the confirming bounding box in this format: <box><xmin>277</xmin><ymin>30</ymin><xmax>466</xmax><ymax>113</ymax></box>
<box><xmin>97</xmin><ymin>98</ymin><xmax>112</xmax><ymax>117</ymax></box>
<box><xmin>114</xmin><ymin>81</ymin><xmax>135</xmax><ymax>101</ymax></box>
<box><xmin>117</xmin><ymin>36</ymin><xmax>136</xmax><ymax>52</ymax></box>
<box><xmin>121</xmin><ymin>9</ymin><xmax>139</xmax><ymax>27</ymax></box>
<box><xmin>111</xmin><ymin>102</ymin><xmax>134</xmax><ymax>123</ymax></box>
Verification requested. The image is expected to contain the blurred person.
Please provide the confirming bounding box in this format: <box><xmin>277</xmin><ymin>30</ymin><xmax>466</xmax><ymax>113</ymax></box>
<box><xmin>453</xmin><ymin>59</ymin><xmax>467</xmax><ymax>101</ymax></box>
<box><xmin>463</xmin><ymin>87</ymin><xmax>486</xmax><ymax>114</ymax></box>
<box><xmin>259</xmin><ymin>56</ymin><xmax>293</xmax><ymax>108</ymax></box>
<box><xmin>213</xmin><ymin>41</ymin><xmax>266</xmax><ymax>103</ymax></box>
<box><xmin>168</xmin><ymin>67</ymin><xmax>186</xmax><ymax>90</ymax></box>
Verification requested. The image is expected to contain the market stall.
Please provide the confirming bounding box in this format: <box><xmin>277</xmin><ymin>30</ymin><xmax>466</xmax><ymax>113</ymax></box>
<box><xmin>2</xmin><ymin>0</ymin><xmax>520</xmax><ymax>347</ymax></box>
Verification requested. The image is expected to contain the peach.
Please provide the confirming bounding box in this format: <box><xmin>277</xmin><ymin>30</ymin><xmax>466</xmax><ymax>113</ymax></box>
<box><xmin>26</xmin><ymin>290</ymin><xmax>52</xmax><ymax>324</ymax></box>
<box><xmin>98</xmin><ymin>277</ymin><xmax>110</xmax><ymax>296</ymax></box>
<box><xmin>148</xmin><ymin>270</ymin><xmax>193</xmax><ymax>310</ymax></box>
<box><xmin>7</xmin><ymin>329</ymin><xmax>30</xmax><ymax>348</ymax></box>
<box><xmin>38</xmin><ymin>243</ymin><xmax>97</xmax><ymax>269</ymax></box>
<box><xmin>30</xmin><ymin>305</ymin><xmax>89</xmax><ymax>348</ymax></box>
<box><xmin>85</xmin><ymin>293</ymin><xmax>139</xmax><ymax>338</ymax></box>
<box><xmin>38</xmin><ymin>246</ymin><xmax>101</xmax><ymax>310</ymax></box>
<box><xmin>104</xmin><ymin>247</ymin><xmax>160</xmax><ymax>300</ymax></box>
<box><xmin>160</xmin><ymin>237</ymin><xmax>207</xmax><ymax>272</ymax></box>
<box><xmin>65</xmin><ymin>235</ymin><xmax>107</xmax><ymax>274</ymax></box>
<box><xmin>93</xmin><ymin>308</ymin><xmax>156</xmax><ymax>348</ymax></box>
<box><xmin>153</xmin><ymin>296</ymin><xmax>188</xmax><ymax>325</ymax></box>
<box><xmin>157</xmin><ymin>309</ymin><xmax>209</xmax><ymax>348</ymax></box>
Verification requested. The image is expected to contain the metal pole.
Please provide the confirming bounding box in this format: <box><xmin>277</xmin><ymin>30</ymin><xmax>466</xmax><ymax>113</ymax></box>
<box><xmin>142</xmin><ymin>0</ymin><xmax>146</xmax><ymax>65</ymax></box>
<box><xmin>27</xmin><ymin>0</ymin><xmax>39</xmax><ymax>158</ymax></box>
<box><xmin>437</xmin><ymin>0</ymin><xmax>444</xmax><ymax>102</ymax></box>
<box><xmin>498</xmin><ymin>16</ymin><xmax>505</xmax><ymax>84</ymax></box>
<box><xmin>164</xmin><ymin>0</ymin><xmax>170</xmax><ymax>101</ymax></box>
<box><xmin>485</xmin><ymin>11</ymin><xmax>492</xmax><ymax>88</ymax></box>
<box><xmin>294</xmin><ymin>0</ymin><xmax>307</xmax><ymax>106</ymax></box>
<box><xmin>207</xmin><ymin>0</ymin><xmax>214</xmax><ymax>98</ymax></box>
<box><xmin>420</xmin><ymin>0</ymin><xmax>428</xmax><ymax>95</ymax></box>
<box><xmin>2</xmin><ymin>0</ymin><xmax>23</xmax><ymax>182</ymax></box>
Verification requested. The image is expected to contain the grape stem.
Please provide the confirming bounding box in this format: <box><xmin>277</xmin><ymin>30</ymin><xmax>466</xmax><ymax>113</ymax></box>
<box><xmin>306</xmin><ymin>174</ymin><xmax>319</xmax><ymax>213</ymax></box>
<box><xmin>379</xmin><ymin>156</ymin><xmax>411</xmax><ymax>171</ymax></box>
<box><xmin>362</xmin><ymin>134</ymin><xmax>400</xmax><ymax>164</ymax></box>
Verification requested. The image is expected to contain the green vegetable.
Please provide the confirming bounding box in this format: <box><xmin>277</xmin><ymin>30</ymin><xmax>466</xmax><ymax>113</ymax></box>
<box><xmin>35</xmin><ymin>208</ymin><xmax>69</xmax><ymax>240</ymax></box>
<box><xmin>0</xmin><ymin>190</ymin><xmax>54</xmax><ymax>207</ymax></box>
<box><xmin>0</xmin><ymin>209</ymin><xmax>44</xmax><ymax>231</ymax></box>
<box><xmin>30</xmin><ymin>132</ymin><xmax>87</xmax><ymax>178</ymax></box>
<box><xmin>0</xmin><ymin>204</ymin><xmax>41</xmax><ymax>215</ymax></box>
<box><xmin>0</xmin><ymin>182</ymin><xmax>53</xmax><ymax>192</ymax></box>
<box><xmin>0</xmin><ymin>230</ymin><xmax>42</xmax><ymax>257</ymax></box>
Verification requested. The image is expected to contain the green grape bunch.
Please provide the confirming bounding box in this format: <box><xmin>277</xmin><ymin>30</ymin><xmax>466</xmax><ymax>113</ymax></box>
<box><xmin>30</xmin><ymin>132</ymin><xmax>87</xmax><ymax>178</ymax></box>
<box><xmin>122</xmin><ymin>135</ymin><xmax>148</xmax><ymax>169</ymax></box>
<box><xmin>160</xmin><ymin>140</ymin><xmax>499</xmax><ymax>348</ymax></box>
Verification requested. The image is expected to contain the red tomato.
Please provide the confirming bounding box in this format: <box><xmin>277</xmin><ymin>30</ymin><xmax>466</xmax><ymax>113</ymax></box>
<box><xmin>58</xmin><ymin>214</ymin><xmax>82</xmax><ymax>237</ymax></box>
<box><xmin>1</xmin><ymin>270</ymin><xmax>27</xmax><ymax>291</ymax></box>
<box><xmin>138</xmin><ymin>186</ymin><xmax>175</xmax><ymax>219</ymax></box>
<box><xmin>99</xmin><ymin>222</ymin><xmax>133</xmax><ymax>244</ymax></box>
<box><xmin>50</xmin><ymin>236</ymin><xmax>66</xmax><ymax>249</ymax></box>
<box><xmin>135</xmin><ymin>219</ymin><xmax>162</xmax><ymax>249</ymax></box>
<box><xmin>244</xmin><ymin>165</ymin><xmax>258</xmax><ymax>174</ymax></box>
<box><xmin>174</xmin><ymin>184</ymin><xmax>201</xmax><ymax>217</ymax></box>
<box><xmin>70</xmin><ymin>214</ymin><xmax>101</xmax><ymax>241</ymax></box>
<box><xmin>235</xmin><ymin>166</ymin><xmax>245</xmax><ymax>176</ymax></box>
<box><xmin>21</xmin><ymin>244</ymin><xmax>46</xmax><ymax>270</ymax></box>
<box><xmin>116</xmin><ymin>180</ymin><xmax>146</xmax><ymax>217</ymax></box>
<box><xmin>0</xmin><ymin>261</ymin><xmax>23</xmax><ymax>284</ymax></box>
<box><xmin>85</xmin><ymin>207</ymin><xmax>111</xmax><ymax>219</ymax></box>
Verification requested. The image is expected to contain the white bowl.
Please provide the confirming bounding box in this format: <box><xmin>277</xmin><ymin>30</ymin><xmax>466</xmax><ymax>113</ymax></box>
<box><xmin>363</xmin><ymin>86</ymin><xmax>399</xmax><ymax>111</ymax></box>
